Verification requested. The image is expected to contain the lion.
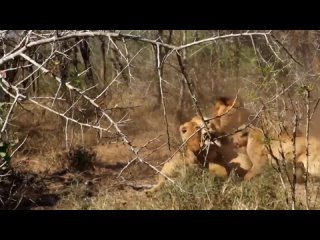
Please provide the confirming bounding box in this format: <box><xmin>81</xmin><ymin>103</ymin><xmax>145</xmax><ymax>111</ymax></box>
<box><xmin>145</xmin><ymin>115</ymin><xmax>252</xmax><ymax>196</ymax></box>
<box><xmin>145</xmin><ymin>120</ymin><xmax>205</xmax><ymax>196</ymax></box>
<box><xmin>180</xmin><ymin>115</ymin><xmax>252</xmax><ymax>177</ymax></box>
<box><xmin>230</xmin><ymin>127</ymin><xmax>249</xmax><ymax>154</ymax></box>
<box><xmin>212</xmin><ymin>96</ymin><xmax>250</xmax><ymax>134</ymax></box>
<box><xmin>209</xmin><ymin>97</ymin><xmax>320</xmax><ymax>183</ymax></box>
<box><xmin>244</xmin><ymin>126</ymin><xmax>320</xmax><ymax>183</ymax></box>
<box><xmin>181</xmin><ymin>115</ymin><xmax>250</xmax><ymax>178</ymax></box>
<box><xmin>181</xmin><ymin>117</ymin><xmax>229</xmax><ymax>176</ymax></box>
<box><xmin>211</xmin><ymin>96</ymin><xmax>251</xmax><ymax>153</ymax></box>
<box><xmin>144</xmin><ymin>150</ymin><xmax>198</xmax><ymax>196</ymax></box>
<box><xmin>209</xmin><ymin>96</ymin><xmax>320</xmax><ymax>183</ymax></box>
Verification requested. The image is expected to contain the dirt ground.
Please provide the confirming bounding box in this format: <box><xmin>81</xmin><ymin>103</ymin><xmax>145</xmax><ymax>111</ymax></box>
<box><xmin>4</xmin><ymin>102</ymin><xmax>320</xmax><ymax>210</ymax></box>
<box><xmin>4</xmin><ymin>102</ymin><xmax>176</xmax><ymax>210</ymax></box>
<box><xmin>8</xmin><ymin>143</ymin><xmax>164</xmax><ymax>210</ymax></box>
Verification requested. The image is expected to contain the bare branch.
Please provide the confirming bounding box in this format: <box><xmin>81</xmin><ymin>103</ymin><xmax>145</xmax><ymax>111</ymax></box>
<box><xmin>304</xmin><ymin>86</ymin><xmax>311</xmax><ymax>210</ymax></box>
<box><xmin>10</xmin><ymin>135</ymin><xmax>28</xmax><ymax>157</ymax></box>
<box><xmin>271</xmin><ymin>34</ymin><xmax>303</xmax><ymax>67</ymax></box>
<box><xmin>0</xmin><ymin>31</ymin><xmax>272</xmax><ymax>67</ymax></box>
<box><xmin>18</xmin><ymin>48</ymin><xmax>185</xmax><ymax>191</ymax></box>
<box><xmin>156</xmin><ymin>43</ymin><xmax>171</xmax><ymax>150</ymax></box>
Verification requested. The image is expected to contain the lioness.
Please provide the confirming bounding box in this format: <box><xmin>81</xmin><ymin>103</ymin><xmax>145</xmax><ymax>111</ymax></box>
<box><xmin>181</xmin><ymin>115</ymin><xmax>251</xmax><ymax>178</ymax></box>
<box><xmin>211</xmin><ymin>96</ymin><xmax>251</xmax><ymax>152</ymax></box>
<box><xmin>209</xmin><ymin>95</ymin><xmax>320</xmax><ymax>183</ymax></box>
<box><xmin>212</xmin><ymin>96</ymin><xmax>250</xmax><ymax>134</ymax></box>
<box><xmin>145</xmin><ymin>118</ymin><xmax>220</xmax><ymax>196</ymax></box>
<box><xmin>145</xmin><ymin>115</ymin><xmax>252</xmax><ymax>196</ymax></box>
<box><xmin>244</xmin><ymin>127</ymin><xmax>320</xmax><ymax>183</ymax></box>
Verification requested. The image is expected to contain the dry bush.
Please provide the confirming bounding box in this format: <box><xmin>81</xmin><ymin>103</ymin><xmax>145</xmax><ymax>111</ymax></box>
<box><xmin>145</xmin><ymin>167</ymin><xmax>306</xmax><ymax>210</ymax></box>
<box><xmin>55</xmin><ymin>166</ymin><xmax>318</xmax><ymax>210</ymax></box>
<box><xmin>67</xmin><ymin>146</ymin><xmax>95</xmax><ymax>172</ymax></box>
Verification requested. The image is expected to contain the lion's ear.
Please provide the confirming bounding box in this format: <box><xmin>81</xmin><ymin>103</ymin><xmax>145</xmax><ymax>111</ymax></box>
<box><xmin>227</xmin><ymin>97</ymin><xmax>243</xmax><ymax>107</ymax></box>
<box><xmin>226</xmin><ymin>98</ymin><xmax>236</xmax><ymax>107</ymax></box>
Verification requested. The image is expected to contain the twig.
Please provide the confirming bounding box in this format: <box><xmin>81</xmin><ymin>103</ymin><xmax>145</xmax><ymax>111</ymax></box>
<box><xmin>310</xmin><ymin>97</ymin><xmax>320</xmax><ymax>120</ymax></box>
<box><xmin>118</xmin><ymin>135</ymin><xmax>163</xmax><ymax>176</ymax></box>
<box><xmin>19</xmin><ymin>52</ymin><xmax>186</xmax><ymax>192</ymax></box>
<box><xmin>291</xmin><ymin>114</ymin><xmax>298</xmax><ymax>210</ymax></box>
<box><xmin>304</xmin><ymin>87</ymin><xmax>311</xmax><ymax>210</ymax></box>
<box><xmin>65</xmin><ymin>119</ymin><xmax>69</xmax><ymax>151</ymax></box>
<box><xmin>288</xmin><ymin>93</ymin><xmax>299</xmax><ymax>210</ymax></box>
<box><xmin>156</xmin><ymin>43</ymin><xmax>171</xmax><ymax>150</ymax></box>
<box><xmin>176</xmin><ymin>50</ymin><xmax>210</xmax><ymax>136</ymax></box>
<box><xmin>94</xmin><ymin>47</ymin><xmax>145</xmax><ymax>102</ymax></box>
<box><xmin>0</xmin><ymin>31</ymin><xmax>272</xmax><ymax>67</ymax></box>
<box><xmin>271</xmin><ymin>34</ymin><xmax>303</xmax><ymax>67</ymax></box>
<box><xmin>10</xmin><ymin>135</ymin><xmax>28</xmax><ymax>157</ymax></box>
<box><xmin>0</xmin><ymin>80</ymin><xmax>114</xmax><ymax>134</ymax></box>
<box><xmin>0</xmin><ymin>90</ymin><xmax>19</xmax><ymax>133</ymax></box>
<box><xmin>249</xmin><ymin>35</ymin><xmax>264</xmax><ymax>77</ymax></box>
<box><xmin>263</xmin><ymin>34</ymin><xmax>284</xmax><ymax>63</ymax></box>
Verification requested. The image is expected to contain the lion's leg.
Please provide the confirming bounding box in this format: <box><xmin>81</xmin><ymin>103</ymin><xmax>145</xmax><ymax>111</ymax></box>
<box><xmin>145</xmin><ymin>154</ymin><xmax>187</xmax><ymax>197</ymax></box>
<box><xmin>228</xmin><ymin>153</ymin><xmax>252</xmax><ymax>178</ymax></box>
<box><xmin>208</xmin><ymin>163</ymin><xmax>228</xmax><ymax>178</ymax></box>
<box><xmin>145</xmin><ymin>161</ymin><xmax>175</xmax><ymax>196</ymax></box>
<box><xmin>244</xmin><ymin>149</ymin><xmax>267</xmax><ymax>181</ymax></box>
<box><xmin>243</xmin><ymin>137</ymin><xmax>268</xmax><ymax>181</ymax></box>
<box><xmin>243</xmin><ymin>157</ymin><xmax>267</xmax><ymax>181</ymax></box>
<box><xmin>145</xmin><ymin>176</ymin><xmax>166</xmax><ymax>196</ymax></box>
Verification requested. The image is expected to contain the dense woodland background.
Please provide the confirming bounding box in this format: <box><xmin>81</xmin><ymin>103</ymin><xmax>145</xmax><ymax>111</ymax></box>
<box><xmin>1</xmin><ymin>30</ymin><xmax>320</xmax><ymax>210</ymax></box>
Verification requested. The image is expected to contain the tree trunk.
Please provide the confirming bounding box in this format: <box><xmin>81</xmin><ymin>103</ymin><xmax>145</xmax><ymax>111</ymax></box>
<box><xmin>100</xmin><ymin>37</ymin><xmax>107</xmax><ymax>83</ymax></box>
<box><xmin>77</xmin><ymin>38</ymin><xmax>94</xmax><ymax>86</ymax></box>
<box><xmin>234</xmin><ymin>38</ymin><xmax>241</xmax><ymax>92</ymax></box>
<box><xmin>110</xmin><ymin>43</ymin><xmax>129</xmax><ymax>84</ymax></box>
<box><xmin>176</xmin><ymin>30</ymin><xmax>187</xmax><ymax>122</ymax></box>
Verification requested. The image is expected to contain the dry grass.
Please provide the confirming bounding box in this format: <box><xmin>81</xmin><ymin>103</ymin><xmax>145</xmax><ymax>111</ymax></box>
<box><xmin>145</xmin><ymin>167</ymin><xmax>289</xmax><ymax>210</ymax></box>
<box><xmin>7</xmin><ymin>97</ymin><xmax>320</xmax><ymax>210</ymax></box>
<box><xmin>53</xmin><ymin>166</ymin><xmax>320</xmax><ymax>210</ymax></box>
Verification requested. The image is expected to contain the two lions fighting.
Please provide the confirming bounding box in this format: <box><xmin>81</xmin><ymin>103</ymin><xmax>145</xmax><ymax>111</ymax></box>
<box><xmin>146</xmin><ymin>96</ymin><xmax>320</xmax><ymax>195</ymax></box>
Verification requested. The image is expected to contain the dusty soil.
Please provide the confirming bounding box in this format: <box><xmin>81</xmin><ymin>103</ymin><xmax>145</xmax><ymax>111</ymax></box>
<box><xmin>3</xmin><ymin>102</ymin><xmax>320</xmax><ymax>210</ymax></box>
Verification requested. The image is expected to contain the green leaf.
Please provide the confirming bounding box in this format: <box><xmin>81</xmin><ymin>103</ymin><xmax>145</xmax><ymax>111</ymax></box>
<box><xmin>0</xmin><ymin>151</ymin><xmax>10</xmax><ymax>162</ymax></box>
<box><xmin>4</xmin><ymin>154</ymin><xmax>11</xmax><ymax>162</ymax></box>
<box><xmin>0</xmin><ymin>143</ymin><xmax>9</xmax><ymax>152</ymax></box>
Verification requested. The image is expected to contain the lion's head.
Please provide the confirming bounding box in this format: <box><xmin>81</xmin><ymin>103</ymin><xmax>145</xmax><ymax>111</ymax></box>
<box><xmin>179</xmin><ymin>116</ymin><xmax>223</xmax><ymax>168</ymax></box>
<box><xmin>212</xmin><ymin>96</ymin><xmax>250</xmax><ymax>134</ymax></box>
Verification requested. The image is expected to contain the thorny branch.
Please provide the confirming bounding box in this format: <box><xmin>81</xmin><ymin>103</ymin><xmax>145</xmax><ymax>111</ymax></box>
<box><xmin>176</xmin><ymin>50</ymin><xmax>210</xmax><ymax>133</ymax></box>
<box><xmin>290</xmin><ymin>109</ymin><xmax>299</xmax><ymax>210</ymax></box>
<box><xmin>304</xmin><ymin>86</ymin><xmax>311</xmax><ymax>210</ymax></box>
<box><xmin>156</xmin><ymin>43</ymin><xmax>171</xmax><ymax>150</ymax></box>
<box><xmin>117</xmin><ymin>134</ymin><xmax>163</xmax><ymax>176</ymax></box>
<box><xmin>7</xmin><ymin>50</ymin><xmax>185</xmax><ymax>192</ymax></box>
<box><xmin>271</xmin><ymin>34</ymin><xmax>303</xmax><ymax>67</ymax></box>
<box><xmin>0</xmin><ymin>31</ymin><xmax>275</xmax><ymax>67</ymax></box>
<box><xmin>0</xmin><ymin>30</ymin><xmax>309</xmax><ymax>197</ymax></box>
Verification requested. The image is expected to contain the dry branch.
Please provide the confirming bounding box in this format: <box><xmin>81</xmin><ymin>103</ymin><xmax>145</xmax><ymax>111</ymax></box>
<box><xmin>16</xmin><ymin>50</ymin><xmax>185</xmax><ymax>192</ymax></box>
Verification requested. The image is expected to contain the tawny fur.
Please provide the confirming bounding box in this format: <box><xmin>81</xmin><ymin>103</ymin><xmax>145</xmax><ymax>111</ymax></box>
<box><xmin>209</xmin><ymin>96</ymin><xmax>319</xmax><ymax>183</ymax></box>
<box><xmin>146</xmin><ymin>114</ymin><xmax>252</xmax><ymax>196</ymax></box>
<box><xmin>212</xmin><ymin>96</ymin><xmax>250</xmax><ymax>134</ymax></box>
<box><xmin>244</xmin><ymin>127</ymin><xmax>320</xmax><ymax>182</ymax></box>
<box><xmin>211</xmin><ymin>96</ymin><xmax>251</xmax><ymax>154</ymax></box>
